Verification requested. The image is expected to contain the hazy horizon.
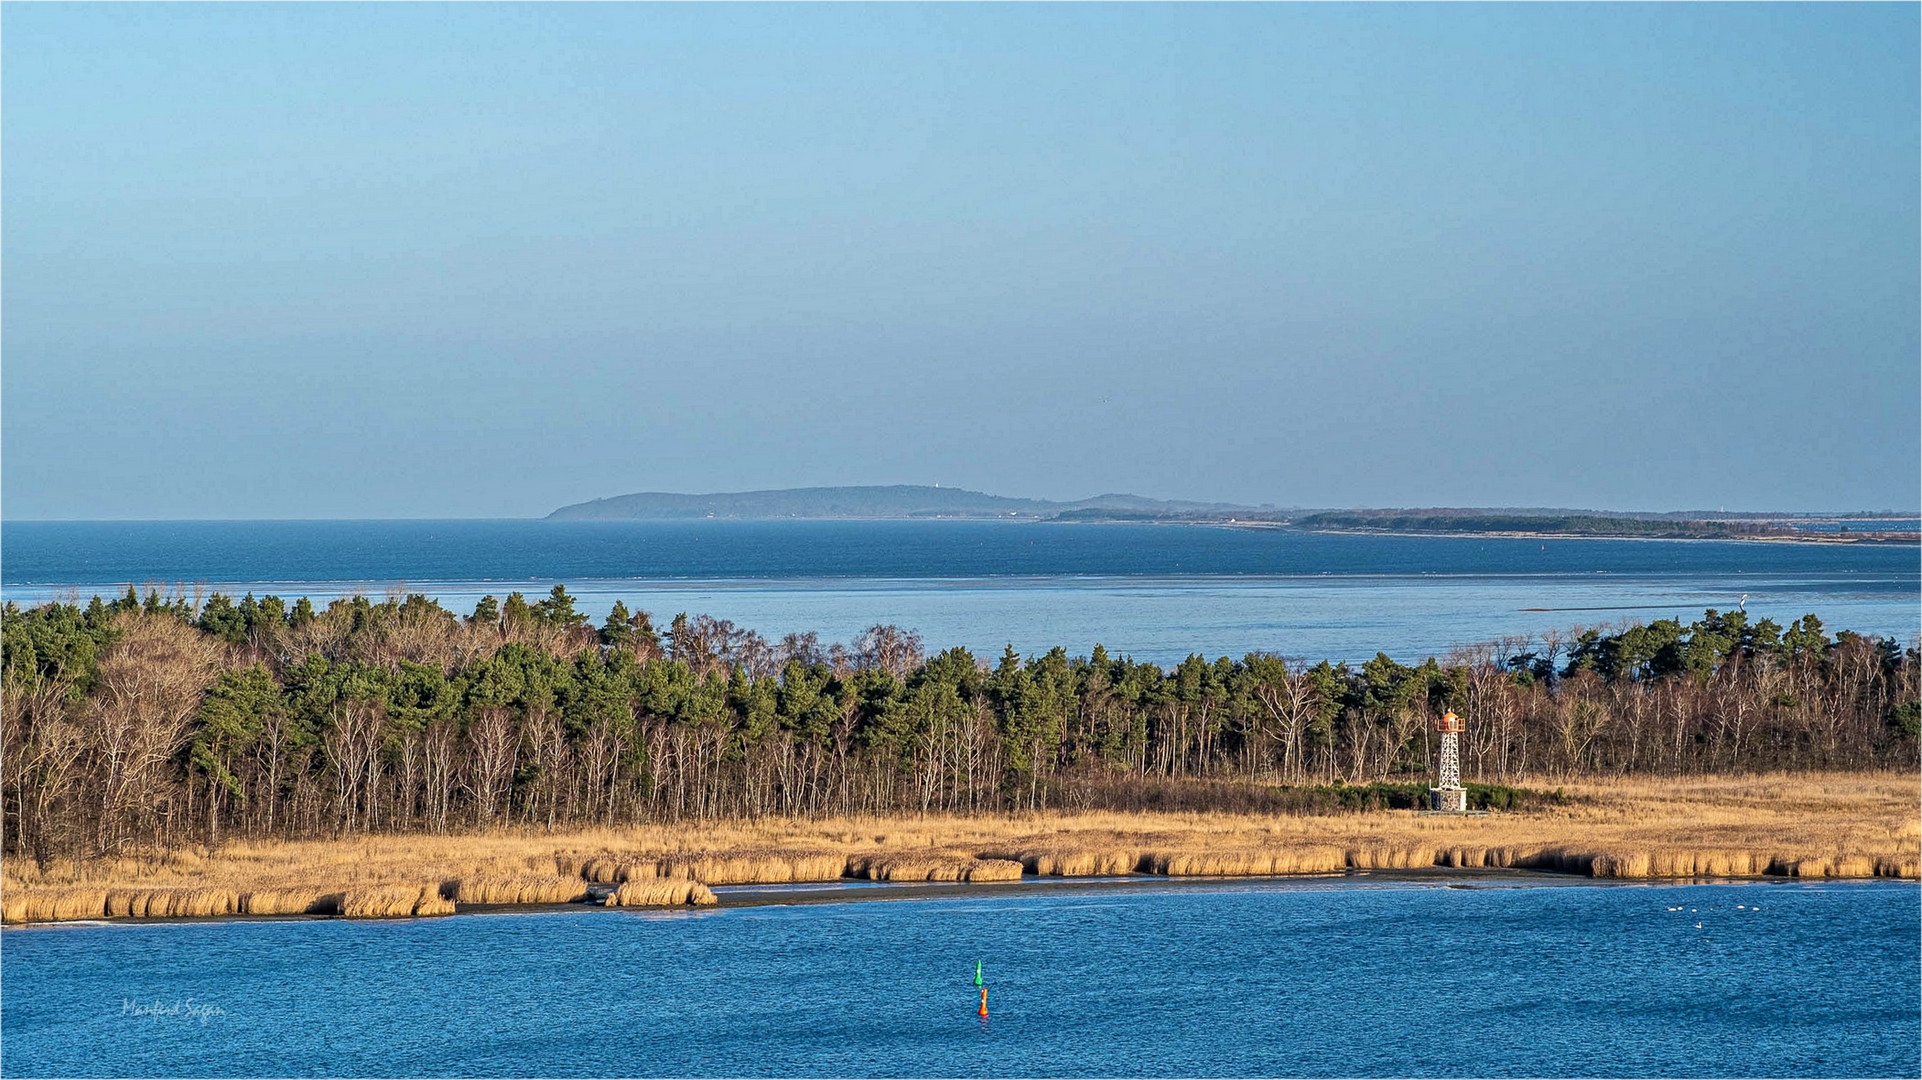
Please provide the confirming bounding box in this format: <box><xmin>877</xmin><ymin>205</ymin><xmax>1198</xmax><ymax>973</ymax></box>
<box><xmin>7</xmin><ymin>479</ymin><xmax>1919</xmax><ymax>526</ymax></box>
<box><xmin>5</xmin><ymin>5</ymin><xmax>1917</xmax><ymax>519</ymax></box>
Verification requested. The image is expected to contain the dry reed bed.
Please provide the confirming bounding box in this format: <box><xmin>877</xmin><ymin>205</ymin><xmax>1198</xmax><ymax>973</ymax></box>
<box><xmin>606</xmin><ymin>879</ymin><xmax>717</xmax><ymax>907</ymax></box>
<box><xmin>845</xmin><ymin>854</ymin><xmax>1024</xmax><ymax>882</ymax></box>
<box><xmin>448</xmin><ymin>876</ymin><xmax>592</xmax><ymax>905</ymax></box>
<box><xmin>2</xmin><ymin>884</ymin><xmax>454</xmax><ymax>922</ymax></box>
<box><xmin>571</xmin><ymin>849</ymin><xmax>850</xmax><ymax>886</ymax></box>
<box><xmin>5</xmin><ymin>773</ymin><xmax>1914</xmax><ymax>923</ymax></box>
<box><xmin>991</xmin><ymin>848</ymin><xmax>1142</xmax><ymax>876</ymax></box>
<box><xmin>570</xmin><ymin>849</ymin><xmax>1020</xmax><ymax>884</ymax></box>
<box><xmin>339</xmin><ymin>885</ymin><xmax>454</xmax><ymax>918</ymax></box>
<box><xmin>988</xmin><ymin>844</ymin><xmax>1920</xmax><ymax>879</ymax></box>
<box><xmin>237</xmin><ymin>889</ymin><xmax>334</xmax><ymax>916</ymax></box>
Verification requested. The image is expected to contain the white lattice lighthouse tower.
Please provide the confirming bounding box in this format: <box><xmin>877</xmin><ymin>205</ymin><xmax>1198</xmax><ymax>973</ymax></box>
<box><xmin>1430</xmin><ymin>711</ymin><xmax>1466</xmax><ymax>812</ymax></box>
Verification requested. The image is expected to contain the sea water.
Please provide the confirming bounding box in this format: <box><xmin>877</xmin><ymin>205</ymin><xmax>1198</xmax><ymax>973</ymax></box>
<box><xmin>2</xmin><ymin>878</ymin><xmax>1915</xmax><ymax>1078</ymax></box>
<box><xmin>3</xmin><ymin>521</ymin><xmax>1915</xmax><ymax>665</ymax></box>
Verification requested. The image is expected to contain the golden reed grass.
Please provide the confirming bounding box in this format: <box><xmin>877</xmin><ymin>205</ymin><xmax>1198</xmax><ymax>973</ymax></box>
<box><xmin>239</xmin><ymin>889</ymin><xmax>334</xmax><ymax>916</ymax></box>
<box><xmin>449</xmin><ymin>876</ymin><xmax>592</xmax><ymax>905</ymax></box>
<box><xmin>606</xmin><ymin>879</ymin><xmax>717</xmax><ymax>907</ymax></box>
<box><xmin>575</xmin><ymin>849</ymin><xmax>1021</xmax><ymax>884</ymax></box>
<box><xmin>845</xmin><ymin>854</ymin><xmax>1024</xmax><ymax>882</ymax></box>
<box><xmin>987</xmin><ymin>848</ymin><xmax>1142</xmax><ymax>876</ymax></box>
<box><xmin>3</xmin><ymin>888</ymin><xmax>112</xmax><ymax>924</ymax></box>
<box><xmin>338</xmin><ymin>886</ymin><xmax>455</xmax><ymax>919</ymax></box>
<box><xmin>5</xmin><ymin>773</ymin><xmax>1914</xmax><ymax>923</ymax></box>
<box><xmin>572</xmin><ymin>850</ymin><xmax>849</xmax><ymax>885</ymax></box>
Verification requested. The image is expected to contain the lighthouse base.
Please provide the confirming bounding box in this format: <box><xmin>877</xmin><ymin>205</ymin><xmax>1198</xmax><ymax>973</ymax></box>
<box><xmin>1429</xmin><ymin>786</ymin><xmax>1467</xmax><ymax>813</ymax></box>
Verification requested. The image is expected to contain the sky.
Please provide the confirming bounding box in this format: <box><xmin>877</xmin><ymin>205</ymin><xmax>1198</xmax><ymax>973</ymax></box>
<box><xmin>4</xmin><ymin>3</ymin><xmax>1917</xmax><ymax>519</ymax></box>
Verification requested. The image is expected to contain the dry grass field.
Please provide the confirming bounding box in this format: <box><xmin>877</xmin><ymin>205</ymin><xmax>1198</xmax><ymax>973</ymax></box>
<box><xmin>4</xmin><ymin>772</ymin><xmax>1915</xmax><ymax>924</ymax></box>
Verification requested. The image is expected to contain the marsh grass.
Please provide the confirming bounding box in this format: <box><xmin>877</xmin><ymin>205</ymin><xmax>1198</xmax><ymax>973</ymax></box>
<box><xmin>239</xmin><ymin>889</ymin><xmax>333</xmax><ymax>915</ymax></box>
<box><xmin>606</xmin><ymin>879</ymin><xmax>717</xmax><ymax>907</ymax></box>
<box><xmin>845</xmin><ymin>854</ymin><xmax>1024</xmax><ymax>882</ymax></box>
<box><xmin>572</xmin><ymin>850</ymin><xmax>851</xmax><ymax>885</ymax></box>
<box><xmin>449</xmin><ymin>876</ymin><xmax>592</xmax><ymax>905</ymax></box>
<box><xmin>985</xmin><ymin>848</ymin><xmax>1143</xmax><ymax>876</ymax></box>
<box><xmin>4</xmin><ymin>772</ymin><xmax>1914</xmax><ymax>922</ymax></box>
<box><xmin>339</xmin><ymin>885</ymin><xmax>454</xmax><ymax>918</ymax></box>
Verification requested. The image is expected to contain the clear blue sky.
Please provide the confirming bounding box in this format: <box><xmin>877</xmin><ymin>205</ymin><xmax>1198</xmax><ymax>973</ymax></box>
<box><xmin>5</xmin><ymin>3</ymin><xmax>1916</xmax><ymax>519</ymax></box>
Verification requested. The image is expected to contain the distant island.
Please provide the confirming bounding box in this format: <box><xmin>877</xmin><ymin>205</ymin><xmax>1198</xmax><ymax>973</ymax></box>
<box><xmin>546</xmin><ymin>485</ymin><xmax>1918</xmax><ymax>542</ymax></box>
<box><xmin>546</xmin><ymin>484</ymin><xmax>1257</xmax><ymax>521</ymax></box>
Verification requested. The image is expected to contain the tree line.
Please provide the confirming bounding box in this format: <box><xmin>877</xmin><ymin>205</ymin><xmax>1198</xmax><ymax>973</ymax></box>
<box><xmin>1290</xmin><ymin>511</ymin><xmax>1793</xmax><ymax>539</ymax></box>
<box><xmin>3</xmin><ymin>586</ymin><xmax>1915</xmax><ymax>864</ymax></box>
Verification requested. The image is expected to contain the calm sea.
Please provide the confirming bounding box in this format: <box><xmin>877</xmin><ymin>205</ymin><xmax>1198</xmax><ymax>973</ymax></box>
<box><xmin>3</xmin><ymin>521</ymin><xmax>1916</xmax><ymax>665</ymax></box>
<box><xmin>2</xmin><ymin>878</ymin><xmax>1915</xmax><ymax>1078</ymax></box>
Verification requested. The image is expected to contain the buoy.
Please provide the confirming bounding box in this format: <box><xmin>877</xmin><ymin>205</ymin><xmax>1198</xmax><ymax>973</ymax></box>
<box><xmin>978</xmin><ymin>986</ymin><xmax>989</xmax><ymax>1018</ymax></box>
<box><xmin>974</xmin><ymin>960</ymin><xmax>984</xmax><ymax>987</ymax></box>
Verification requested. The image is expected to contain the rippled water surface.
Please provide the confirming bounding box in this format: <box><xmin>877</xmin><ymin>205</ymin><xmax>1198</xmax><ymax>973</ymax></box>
<box><xmin>4</xmin><ymin>521</ymin><xmax>1915</xmax><ymax>664</ymax></box>
<box><xmin>3</xmin><ymin>878</ymin><xmax>1916</xmax><ymax>1078</ymax></box>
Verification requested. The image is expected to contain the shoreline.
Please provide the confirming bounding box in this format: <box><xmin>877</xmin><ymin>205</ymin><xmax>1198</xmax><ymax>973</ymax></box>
<box><xmin>1242</xmin><ymin>525</ymin><xmax>1922</xmax><ymax>546</ymax></box>
<box><xmin>13</xmin><ymin>867</ymin><xmax>1914</xmax><ymax>929</ymax></box>
<box><xmin>6</xmin><ymin>856</ymin><xmax>1914</xmax><ymax>927</ymax></box>
<box><xmin>6</xmin><ymin>773</ymin><xmax>1917</xmax><ymax>926</ymax></box>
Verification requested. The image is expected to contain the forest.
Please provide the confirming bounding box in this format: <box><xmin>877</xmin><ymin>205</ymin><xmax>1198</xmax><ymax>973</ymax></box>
<box><xmin>3</xmin><ymin>586</ymin><xmax>1915</xmax><ymax>864</ymax></box>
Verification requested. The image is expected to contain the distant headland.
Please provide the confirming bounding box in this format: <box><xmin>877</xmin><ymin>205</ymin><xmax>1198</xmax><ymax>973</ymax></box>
<box><xmin>545</xmin><ymin>485</ymin><xmax>1918</xmax><ymax>542</ymax></box>
<box><xmin>545</xmin><ymin>485</ymin><xmax>1256</xmax><ymax>521</ymax></box>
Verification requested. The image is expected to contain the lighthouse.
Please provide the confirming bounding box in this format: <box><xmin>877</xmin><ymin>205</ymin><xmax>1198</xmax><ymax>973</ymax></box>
<box><xmin>1430</xmin><ymin>711</ymin><xmax>1466</xmax><ymax>812</ymax></box>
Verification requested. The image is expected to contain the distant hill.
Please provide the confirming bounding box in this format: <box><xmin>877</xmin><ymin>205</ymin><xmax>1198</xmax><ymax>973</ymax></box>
<box><xmin>544</xmin><ymin>488</ymin><xmax>1918</xmax><ymax>541</ymax></box>
<box><xmin>545</xmin><ymin>485</ymin><xmax>1258</xmax><ymax>521</ymax></box>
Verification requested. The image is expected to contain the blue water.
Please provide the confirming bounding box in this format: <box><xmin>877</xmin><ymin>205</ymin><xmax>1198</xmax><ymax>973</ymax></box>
<box><xmin>8</xmin><ymin>520</ymin><xmax>1920</xmax><ymax>583</ymax></box>
<box><xmin>3</xmin><ymin>879</ymin><xmax>1915</xmax><ymax>1078</ymax></box>
<box><xmin>4</xmin><ymin>521</ymin><xmax>1916</xmax><ymax>665</ymax></box>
